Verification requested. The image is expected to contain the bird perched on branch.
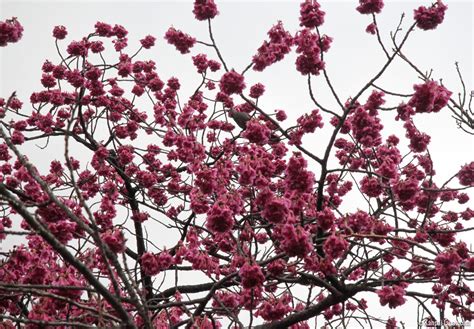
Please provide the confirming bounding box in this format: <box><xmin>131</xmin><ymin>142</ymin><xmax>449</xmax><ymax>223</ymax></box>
<box><xmin>227</xmin><ymin>108</ymin><xmax>281</xmax><ymax>144</ymax></box>
<box><xmin>228</xmin><ymin>108</ymin><xmax>251</xmax><ymax>129</ymax></box>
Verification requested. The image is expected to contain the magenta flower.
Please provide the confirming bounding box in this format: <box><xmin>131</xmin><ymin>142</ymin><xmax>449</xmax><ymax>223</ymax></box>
<box><xmin>165</xmin><ymin>27</ymin><xmax>196</xmax><ymax>54</ymax></box>
<box><xmin>458</xmin><ymin>162</ymin><xmax>474</xmax><ymax>187</ymax></box>
<box><xmin>206</xmin><ymin>203</ymin><xmax>234</xmax><ymax>233</ymax></box>
<box><xmin>262</xmin><ymin>197</ymin><xmax>291</xmax><ymax>224</ymax></box>
<box><xmin>299</xmin><ymin>0</ymin><xmax>325</xmax><ymax>28</ymax></box>
<box><xmin>323</xmin><ymin>234</ymin><xmax>348</xmax><ymax>259</ymax></box>
<box><xmin>219</xmin><ymin>70</ymin><xmax>245</xmax><ymax>95</ymax></box>
<box><xmin>140</xmin><ymin>35</ymin><xmax>156</xmax><ymax>49</ymax></box>
<box><xmin>239</xmin><ymin>263</ymin><xmax>265</xmax><ymax>289</ymax></box>
<box><xmin>252</xmin><ymin>21</ymin><xmax>294</xmax><ymax>72</ymax></box>
<box><xmin>356</xmin><ymin>0</ymin><xmax>384</xmax><ymax>14</ymax></box>
<box><xmin>193</xmin><ymin>0</ymin><xmax>219</xmax><ymax>21</ymax></box>
<box><xmin>52</xmin><ymin>25</ymin><xmax>67</xmax><ymax>40</ymax></box>
<box><xmin>377</xmin><ymin>285</ymin><xmax>406</xmax><ymax>309</ymax></box>
<box><xmin>0</xmin><ymin>17</ymin><xmax>23</xmax><ymax>46</ymax></box>
<box><xmin>414</xmin><ymin>0</ymin><xmax>448</xmax><ymax>30</ymax></box>
<box><xmin>408</xmin><ymin>80</ymin><xmax>452</xmax><ymax>114</ymax></box>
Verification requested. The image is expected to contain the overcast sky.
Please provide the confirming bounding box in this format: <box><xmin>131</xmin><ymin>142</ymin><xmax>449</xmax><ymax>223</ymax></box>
<box><xmin>1</xmin><ymin>0</ymin><xmax>473</xmax><ymax>327</ymax></box>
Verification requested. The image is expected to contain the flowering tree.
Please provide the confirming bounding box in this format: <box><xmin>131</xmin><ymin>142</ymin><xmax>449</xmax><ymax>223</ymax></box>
<box><xmin>0</xmin><ymin>0</ymin><xmax>473</xmax><ymax>328</ymax></box>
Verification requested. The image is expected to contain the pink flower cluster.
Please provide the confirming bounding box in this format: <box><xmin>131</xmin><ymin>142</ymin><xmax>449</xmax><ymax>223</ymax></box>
<box><xmin>249</xmin><ymin>83</ymin><xmax>265</xmax><ymax>98</ymax></box>
<box><xmin>219</xmin><ymin>70</ymin><xmax>245</xmax><ymax>95</ymax></box>
<box><xmin>140</xmin><ymin>250</ymin><xmax>174</xmax><ymax>276</ymax></box>
<box><xmin>323</xmin><ymin>234</ymin><xmax>348</xmax><ymax>259</ymax></box>
<box><xmin>285</xmin><ymin>152</ymin><xmax>315</xmax><ymax>193</ymax></box>
<box><xmin>290</xmin><ymin>109</ymin><xmax>324</xmax><ymax>145</ymax></box>
<box><xmin>435</xmin><ymin>250</ymin><xmax>462</xmax><ymax>284</ymax></box>
<box><xmin>206</xmin><ymin>203</ymin><xmax>234</xmax><ymax>233</ymax></box>
<box><xmin>252</xmin><ymin>21</ymin><xmax>294</xmax><ymax>72</ymax></box>
<box><xmin>164</xmin><ymin>27</ymin><xmax>196</xmax><ymax>54</ymax></box>
<box><xmin>52</xmin><ymin>25</ymin><xmax>67</xmax><ymax>39</ymax></box>
<box><xmin>256</xmin><ymin>293</ymin><xmax>292</xmax><ymax>321</ymax></box>
<box><xmin>360</xmin><ymin>176</ymin><xmax>383</xmax><ymax>197</ymax></box>
<box><xmin>239</xmin><ymin>263</ymin><xmax>265</xmax><ymax>289</ymax></box>
<box><xmin>212</xmin><ymin>292</ymin><xmax>240</xmax><ymax>315</ymax></box>
<box><xmin>299</xmin><ymin>0</ymin><xmax>325</xmax><ymax>28</ymax></box>
<box><xmin>356</xmin><ymin>0</ymin><xmax>384</xmax><ymax>15</ymax></box>
<box><xmin>192</xmin><ymin>53</ymin><xmax>221</xmax><ymax>73</ymax></box>
<box><xmin>408</xmin><ymin>80</ymin><xmax>451</xmax><ymax>114</ymax></box>
<box><xmin>242</xmin><ymin>120</ymin><xmax>271</xmax><ymax>145</ymax></box>
<box><xmin>193</xmin><ymin>0</ymin><xmax>219</xmax><ymax>21</ymax></box>
<box><xmin>414</xmin><ymin>0</ymin><xmax>447</xmax><ymax>30</ymax></box>
<box><xmin>404</xmin><ymin>120</ymin><xmax>431</xmax><ymax>153</ymax></box>
<box><xmin>0</xmin><ymin>17</ymin><xmax>23</xmax><ymax>46</ymax></box>
<box><xmin>458</xmin><ymin>162</ymin><xmax>474</xmax><ymax>187</ymax></box>
<box><xmin>294</xmin><ymin>29</ymin><xmax>331</xmax><ymax>76</ymax></box>
<box><xmin>140</xmin><ymin>35</ymin><xmax>156</xmax><ymax>49</ymax></box>
<box><xmin>262</xmin><ymin>197</ymin><xmax>291</xmax><ymax>224</ymax></box>
<box><xmin>101</xmin><ymin>229</ymin><xmax>126</xmax><ymax>253</ymax></box>
<box><xmin>349</xmin><ymin>105</ymin><xmax>383</xmax><ymax>147</ymax></box>
<box><xmin>279</xmin><ymin>224</ymin><xmax>313</xmax><ymax>257</ymax></box>
<box><xmin>377</xmin><ymin>285</ymin><xmax>406</xmax><ymax>309</ymax></box>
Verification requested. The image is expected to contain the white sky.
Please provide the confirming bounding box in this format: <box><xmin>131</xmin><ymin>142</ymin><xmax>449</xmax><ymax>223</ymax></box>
<box><xmin>0</xmin><ymin>0</ymin><xmax>473</xmax><ymax>327</ymax></box>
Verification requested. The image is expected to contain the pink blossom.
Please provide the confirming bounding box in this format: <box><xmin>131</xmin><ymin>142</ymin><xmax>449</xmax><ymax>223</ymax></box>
<box><xmin>294</xmin><ymin>29</ymin><xmax>327</xmax><ymax>76</ymax></box>
<box><xmin>458</xmin><ymin>162</ymin><xmax>474</xmax><ymax>187</ymax></box>
<box><xmin>323</xmin><ymin>234</ymin><xmax>348</xmax><ymax>259</ymax></box>
<box><xmin>315</xmin><ymin>208</ymin><xmax>336</xmax><ymax>231</ymax></box>
<box><xmin>249</xmin><ymin>83</ymin><xmax>265</xmax><ymax>98</ymax></box>
<box><xmin>67</xmin><ymin>40</ymin><xmax>88</xmax><ymax>57</ymax></box>
<box><xmin>377</xmin><ymin>285</ymin><xmax>406</xmax><ymax>309</ymax></box>
<box><xmin>366</xmin><ymin>23</ymin><xmax>377</xmax><ymax>34</ymax></box>
<box><xmin>361</xmin><ymin>176</ymin><xmax>383</xmax><ymax>197</ymax></box>
<box><xmin>40</xmin><ymin>74</ymin><xmax>56</xmax><ymax>88</ymax></box>
<box><xmin>262</xmin><ymin>197</ymin><xmax>291</xmax><ymax>224</ymax></box>
<box><xmin>275</xmin><ymin>110</ymin><xmax>287</xmax><ymax>121</ymax></box>
<box><xmin>52</xmin><ymin>25</ymin><xmax>67</xmax><ymax>39</ymax></box>
<box><xmin>396</xmin><ymin>102</ymin><xmax>415</xmax><ymax>121</ymax></box>
<box><xmin>285</xmin><ymin>152</ymin><xmax>314</xmax><ymax>193</ymax></box>
<box><xmin>242</xmin><ymin>120</ymin><xmax>271</xmax><ymax>144</ymax></box>
<box><xmin>299</xmin><ymin>1</ymin><xmax>325</xmax><ymax>28</ymax></box>
<box><xmin>408</xmin><ymin>80</ymin><xmax>451</xmax><ymax>114</ymax></box>
<box><xmin>206</xmin><ymin>204</ymin><xmax>234</xmax><ymax>233</ymax></box>
<box><xmin>90</xmin><ymin>40</ymin><xmax>104</xmax><ymax>53</ymax></box>
<box><xmin>386</xmin><ymin>317</ymin><xmax>398</xmax><ymax>329</ymax></box>
<box><xmin>101</xmin><ymin>229</ymin><xmax>126</xmax><ymax>253</ymax></box>
<box><xmin>193</xmin><ymin>0</ymin><xmax>219</xmax><ymax>21</ymax></box>
<box><xmin>280</xmin><ymin>224</ymin><xmax>313</xmax><ymax>257</ymax></box>
<box><xmin>435</xmin><ymin>250</ymin><xmax>462</xmax><ymax>284</ymax></box>
<box><xmin>394</xmin><ymin>178</ymin><xmax>419</xmax><ymax>202</ymax></box>
<box><xmin>414</xmin><ymin>1</ymin><xmax>447</xmax><ymax>30</ymax></box>
<box><xmin>112</xmin><ymin>24</ymin><xmax>128</xmax><ymax>38</ymax></box>
<box><xmin>239</xmin><ymin>263</ymin><xmax>265</xmax><ymax>289</ymax></box>
<box><xmin>203</xmin><ymin>60</ymin><xmax>218</xmax><ymax>72</ymax></box>
<box><xmin>404</xmin><ymin>120</ymin><xmax>430</xmax><ymax>153</ymax></box>
<box><xmin>164</xmin><ymin>27</ymin><xmax>196</xmax><ymax>54</ymax></box>
<box><xmin>356</xmin><ymin>0</ymin><xmax>384</xmax><ymax>14</ymax></box>
<box><xmin>140</xmin><ymin>35</ymin><xmax>156</xmax><ymax>49</ymax></box>
<box><xmin>141</xmin><ymin>252</ymin><xmax>160</xmax><ymax>276</ymax></box>
<box><xmin>252</xmin><ymin>21</ymin><xmax>293</xmax><ymax>71</ymax></box>
<box><xmin>192</xmin><ymin>53</ymin><xmax>209</xmax><ymax>73</ymax></box>
<box><xmin>256</xmin><ymin>294</ymin><xmax>292</xmax><ymax>321</ymax></box>
<box><xmin>349</xmin><ymin>105</ymin><xmax>383</xmax><ymax>147</ymax></box>
<box><xmin>297</xmin><ymin>109</ymin><xmax>323</xmax><ymax>133</ymax></box>
<box><xmin>94</xmin><ymin>22</ymin><xmax>113</xmax><ymax>37</ymax></box>
<box><xmin>0</xmin><ymin>17</ymin><xmax>23</xmax><ymax>46</ymax></box>
<box><xmin>219</xmin><ymin>70</ymin><xmax>246</xmax><ymax>95</ymax></box>
<box><xmin>212</xmin><ymin>292</ymin><xmax>240</xmax><ymax>315</ymax></box>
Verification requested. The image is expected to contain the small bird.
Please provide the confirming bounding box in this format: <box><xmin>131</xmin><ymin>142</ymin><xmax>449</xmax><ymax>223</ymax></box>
<box><xmin>228</xmin><ymin>108</ymin><xmax>251</xmax><ymax>129</ymax></box>
<box><xmin>227</xmin><ymin>108</ymin><xmax>281</xmax><ymax>144</ymax></box>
